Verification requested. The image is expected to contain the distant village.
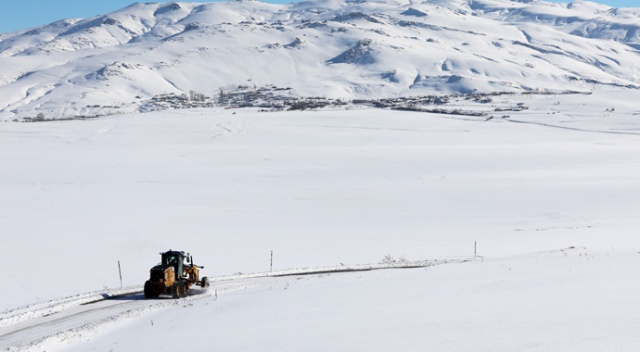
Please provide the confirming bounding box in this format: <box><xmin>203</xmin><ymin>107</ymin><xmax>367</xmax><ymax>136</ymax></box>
<box><xmin>22</xmin><ymin>84</ymin><xmax>590</xmax><ymax>122</ymax></box>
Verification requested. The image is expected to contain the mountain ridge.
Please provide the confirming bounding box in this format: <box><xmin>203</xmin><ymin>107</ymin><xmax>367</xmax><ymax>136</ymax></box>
<box><xmin>0</xmin><ymin>0</ymin><xmax>639</xmax><ymax>120</ymax></box>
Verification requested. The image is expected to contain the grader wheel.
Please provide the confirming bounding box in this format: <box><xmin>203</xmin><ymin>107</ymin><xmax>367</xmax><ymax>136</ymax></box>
<box><xmin>171</xmin><ymin>283</ymin><xmax>182</xmax><ymax>299</ymax></box>
<box><xmin>144</xmin><ymin>281</ymin><xmax>154</xmax><ymax>299</ymax></box>
<box><xmin>201</xmin><ymin>277</ymin><xmax>210</xmax><ymax>289</ymax></box>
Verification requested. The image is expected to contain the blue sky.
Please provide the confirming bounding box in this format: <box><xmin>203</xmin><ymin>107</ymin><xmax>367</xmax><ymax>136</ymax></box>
<box><xmin>0</xmin><ymin>0</ymin><xmax>636</xmax><ymax>34</ymax></box>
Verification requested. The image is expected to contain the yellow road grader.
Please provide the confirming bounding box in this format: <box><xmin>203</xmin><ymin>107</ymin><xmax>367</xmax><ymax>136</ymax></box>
<box><xmin>144</xmin><ymin>250</ymin><xmax>210</xmax><ymax>299</ymax></box>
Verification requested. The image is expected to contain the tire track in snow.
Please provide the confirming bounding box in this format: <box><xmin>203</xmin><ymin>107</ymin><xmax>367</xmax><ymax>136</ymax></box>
<box><xmin>0</xmin><ymin>281</ymin><xmax>253</xmax><ymax>351</ymax></box>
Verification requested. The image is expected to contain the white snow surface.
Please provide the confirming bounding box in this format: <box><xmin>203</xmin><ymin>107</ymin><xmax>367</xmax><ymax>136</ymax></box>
<box><xmin>2</xmin><ymin>88</ymin><xmax>640</xmax><ymax>350</ymax></box>
<box><xmin>3</xmin><ymin>0</ymin><xmax>640</xmax><ymax>349</ymax></box>
<box><xmin>0</xmin><ymin>0</ymin><xmax>640</xmax><ymax>120</ymax></box>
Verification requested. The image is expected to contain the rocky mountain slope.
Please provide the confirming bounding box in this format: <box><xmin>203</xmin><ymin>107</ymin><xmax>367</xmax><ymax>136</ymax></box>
<box><xmin>0</xmin><ymin>0</ymin><xmax>639</xmax><ymax>120</ymax></box>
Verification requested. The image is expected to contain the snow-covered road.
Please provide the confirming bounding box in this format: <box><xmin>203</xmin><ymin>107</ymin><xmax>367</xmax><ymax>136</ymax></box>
<box><xmin>6</xmin><ymin>248</ymin><xmax>638</xmax><ymax>352</ymax></box>
<box><xmin>1</xmin><ymin>260</ymin><xmax>451</xmax><ymax>351</ymax></box>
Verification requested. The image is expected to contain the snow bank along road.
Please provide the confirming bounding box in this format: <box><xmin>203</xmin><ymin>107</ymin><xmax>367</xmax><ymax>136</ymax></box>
<box><xmin>5</xmin><ymin>248</ymin><xmax>640</xmax><ymax>352</ymax></box>
<box><xmin>0</xmin><ymin>259</ymin><xmax>451</xmax><ymax>351</ymax></box>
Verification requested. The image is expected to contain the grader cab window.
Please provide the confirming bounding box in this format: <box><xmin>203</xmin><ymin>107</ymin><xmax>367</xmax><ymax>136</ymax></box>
<box><xmin>162</xmin><ymin>253</ymin><xmax>181</xmax><ymax>267</ymax></box>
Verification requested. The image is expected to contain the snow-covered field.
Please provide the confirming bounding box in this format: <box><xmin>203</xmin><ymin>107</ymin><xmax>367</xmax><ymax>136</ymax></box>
<box><xmin>2</xmin><ymin>88</ymin><xmax>640</xmax><ymax>350</ymax></box>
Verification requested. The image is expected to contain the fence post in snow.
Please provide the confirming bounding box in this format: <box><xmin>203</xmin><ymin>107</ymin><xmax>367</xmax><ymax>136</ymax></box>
<box><xmin>474</xmin><ymin>241</ymin><xmax>477</xmax><ymax>261</ymax></box>
<box><xmin>270</xmin><ymin>250</ymin><xmax>273</xmax><ymax>272</ymax></box>
<box><xmin>118</xmin><ymin>261</ymin><xmax>123</xmax><ymax>288</ymax></box>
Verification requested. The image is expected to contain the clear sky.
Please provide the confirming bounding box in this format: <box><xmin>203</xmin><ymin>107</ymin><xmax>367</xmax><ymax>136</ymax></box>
<box><xmin>0</xmin><ymin>0</ymin><xmax>636</xmax><ymax>34</ymax></box>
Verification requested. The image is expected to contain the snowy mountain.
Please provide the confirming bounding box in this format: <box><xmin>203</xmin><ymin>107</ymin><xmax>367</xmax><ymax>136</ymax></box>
<box><xmin>0</xmin><ymin>0</ymin><xmax>639</xmax><ymax>120</ymax></box>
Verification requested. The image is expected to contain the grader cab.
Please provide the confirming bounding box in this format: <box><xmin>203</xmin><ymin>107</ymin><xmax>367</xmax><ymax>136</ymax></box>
<box><xmin>144</xmin><ymin>250</ymin><xmax>210</xmax><ymax>299</ymax></box>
